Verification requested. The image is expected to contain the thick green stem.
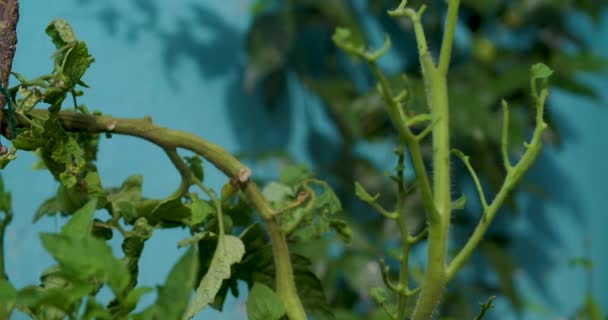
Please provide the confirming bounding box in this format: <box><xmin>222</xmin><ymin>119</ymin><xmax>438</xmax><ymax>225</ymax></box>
<box><xmin>3</xmin><ymin>110</ymin><xmax>307</xmax><ymax>320</ymax></box>
<box><xmin>410</xmin><ymin>70</ymin><xmax>451</xmax><ymax>320</ymax></box>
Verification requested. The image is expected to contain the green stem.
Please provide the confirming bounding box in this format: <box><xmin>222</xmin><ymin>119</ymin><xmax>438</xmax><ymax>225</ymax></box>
<box><xmin>394</xmin><ymin>142</ymin><xmax>411</xmax><ymax>319</ymax></box>
<box><xmin>6</xmin><ymin>110</ymin><xmax>307</xmax><ymax>320</ymax></box>
<box><xmin>410</xmin><ymin>42</ymin><xmax>451</xmax><ymax>320</ymax></box>
<box><xmin>390</xmin><ymin>1</ymin><xmax>459</xmax><ymax>318</ymax></box>
<box><xmin>438</xmin><ymin>0</ymin><xmax>460</xmax><ymax>75</ymax></box>
<box><xmin>446</xmin><ymin>88</ymin><xmax>548</xmax><ymax>281</ymax></box>
<box><xmin>367</xmin><ymin>64</ymin><xmax>438</xmax><ymax>223</ymax></box>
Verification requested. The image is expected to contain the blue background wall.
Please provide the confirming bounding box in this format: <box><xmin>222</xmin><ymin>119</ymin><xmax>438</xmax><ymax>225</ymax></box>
<box><xmin>2</xmin><ymin>1</ymin><xmax>607</xmax><ymax>319</ymax></box>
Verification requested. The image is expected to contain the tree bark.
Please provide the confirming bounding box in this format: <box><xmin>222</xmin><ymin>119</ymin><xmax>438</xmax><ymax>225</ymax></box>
<box><xmin>0</xmin><ymin>0</ymin><xmax>19</xmax><ymax>110</ymax></box>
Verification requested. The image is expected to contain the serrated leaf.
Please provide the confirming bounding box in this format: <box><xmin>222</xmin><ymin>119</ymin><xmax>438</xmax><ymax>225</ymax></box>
<box><xmin>279</xmin><ymin>164</ymin><xmax>309</xmax><ymax>186</ymax></box>
<box><xmin>354</xmin><ymin>182</ymin><xmax>379</xmax><ymax>203</ymax></box>
<box><xmin>246</xmin><ymin>283</ymin><xmax>286</xmax><ymax>320</ymax></box>
<box><xmin>185</xmin><ymin>235</ymin><xmax>245</xmax><ymax>319</ymax></box>
<box><xmin>46</xmin><ymin>19</ymin><xmax>76</xmax><ymax>48</ymax></box>
<box><xmin>530</xmin><ymin>63</ymin><xmax>553</xmax><ymax>80</ymax></box>
<box><xmin>139</xmin><ymin>247</ymin><xmax>198</xmax><ymax>320</ymax></box>
<box><xmin>40</xmin><ymin>231</ymin><xmax>129</xmax><ymax>295</ymax></box>
<box><xmin>0</xmin><ymin>278</ymin><xmax>16</xmax><ymax>318</ymax></box>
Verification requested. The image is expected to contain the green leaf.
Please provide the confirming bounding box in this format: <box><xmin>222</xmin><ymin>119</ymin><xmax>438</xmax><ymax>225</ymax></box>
<box><xmin>0</xmin><ymin>175</ymin><xmax>12</xmax><ymax>213</ymax></box>
<box><xmin>17</xmin><ymin>269</ymin><xmax>94</xmax><ymax>317</ymax></box>
<box><xmin>84</xmin><ymin>171</ymin><xmax>104</xmax><ymax>197</ymax></box>
<box><xmin>46</xmin><ymin>19</ymin><xmax>76</xmax><ymax>48</ymax></box>
<box><xmin>61</xmin><ymin>41</ymin><xmax>94</xmax><ymax>88</ymax></box>
<box><xmin>139</xmin><ymin>247</ymin><xmax>198</xmax><ymax>319</ymax></box>
<box><xmin>33</xmin><ymin>197</ymin><xmax>61</xmax><ymax>222</ymax></box>
<box><xmin>106</xmin><ymin>175</ymin><xmax>143</xmax><ymax>224</ymax></box>
<box><xmin>148</xmin><ymin>197</ymin><xmax>192</xmax><ymax>224</ymax></box>
<box><xmin>530</xmin><ymin>63</ymin><xmax>554</xmax><ymax>80</ymax></box>
<box><xmin>81</xmin><ymin>297</ymin><xmax>112</xmax><ymax>320</ymax></box>
<box><xmin>315</xmin><ymin>185</ymin><xmax>342</xmax><ymax>214</ymax></box>
<box><xmin>0</xmin><ymin>149</ymin><xmax>16</xmax><ymax>169</ymax></box>
<box><xmin>121</xmin><ymin>286</ymin><xmax>153</xmax><ymax>315</ymax></box>
<box><xmin>185</xmin><ymin>235</ymin><xmax>245</xmax><ymax>319</ymax></box>
<box><xmin>246</xmin><ymin>282</ymin><xmax>286</xmax><ymax>320</ymax></box>
<box><xmin>223</xmin><ymin>194</ymin><xmax>253</xmax><ymax>227</ymax></box>
<box><xmin>40</xmin><ymin>211</ymin><xmax>130</xmax><ymax>296</ymax></box>
<box><xmin>354</xmin><ymin>182</ymin><xmax>379</xmax><ymax>203</ymax></box>
<box><xmin>189</xmin><ymin>193</ymin><xmax>214</xmax><ymax>226</ymax></box>
<box><xmin>279</xmin><ymin>164</ymin><xmax>310</xmax><ymax>186</ymax></box>
<box><xmin>11</xmin><ymin>130</ymin><xmax>43</xmax><ymax>151</ymax></box>
<box><xmin>60</xmin><ymin>198</ymin><xmax>97</xmax><ymax>237</ymax></box>
<box><xmin>262</xmin><ymin>182</ymin><xmax>294</xmax><ymax>204</ymax></box>
<box><xmin>0</xmin><ymin>278</ymin><xmax>16</xmax><ymax>318</ymax></box>
<box><xmin>42</xmin><ymin>124</ymin><xmax>86</xmax><ymax>189</ymax></box>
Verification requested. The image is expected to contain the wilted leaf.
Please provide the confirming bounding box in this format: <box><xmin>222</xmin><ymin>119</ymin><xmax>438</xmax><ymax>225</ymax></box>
<box><xmin>46</xmin><ymin>19</ymin><xmax>76</xmax><ymax>48</ymax></box>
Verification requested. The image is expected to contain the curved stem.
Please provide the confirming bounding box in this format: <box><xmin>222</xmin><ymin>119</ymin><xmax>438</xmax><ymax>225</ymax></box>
<box><xmin>3</xmin><ymin>110</ymin><xmax>307</xmax><ymax>320</ymax></box>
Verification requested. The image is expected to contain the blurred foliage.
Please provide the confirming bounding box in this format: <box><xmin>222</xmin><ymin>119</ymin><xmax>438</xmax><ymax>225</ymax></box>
<box><xmin>245</xmin><ymin>0</ymin><xmax>607</xmax><ymax>318</ymax></box>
